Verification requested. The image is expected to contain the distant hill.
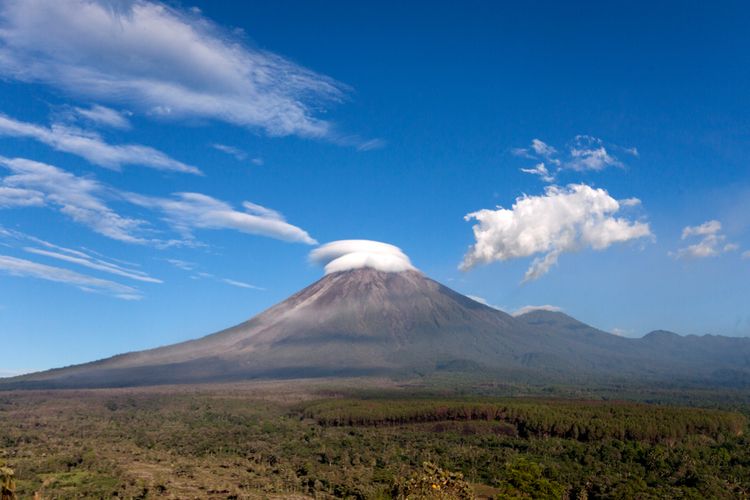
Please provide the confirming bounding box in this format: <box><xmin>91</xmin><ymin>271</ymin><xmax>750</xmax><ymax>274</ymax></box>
<box><xmin>3</xmin><ymin>268</ymin><xmax>750</xmax><ymax>389</ymax></box>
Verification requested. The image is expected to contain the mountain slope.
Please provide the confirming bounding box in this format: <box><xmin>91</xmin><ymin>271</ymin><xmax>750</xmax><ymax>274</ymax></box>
<box><xmin>5</xmin><ymin>268</ymin><xmax>750</xmax><ymax>388</ymax></box>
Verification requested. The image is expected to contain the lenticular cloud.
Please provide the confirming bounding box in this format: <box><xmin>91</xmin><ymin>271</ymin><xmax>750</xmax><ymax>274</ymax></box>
<box><xmin>310</xmin><ymin>240</ymin><xmax>416</xmax><ymax>274</ymax></box>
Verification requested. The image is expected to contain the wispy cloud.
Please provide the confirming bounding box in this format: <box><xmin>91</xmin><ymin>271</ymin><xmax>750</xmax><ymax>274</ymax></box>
<box><xmin>172</xmin><ymin>263</ymin><xmax>264</xmax><ymax>291</ymax></box>
<box><xmin>0</xmin><ymin>186</ymin><xmax>45</xmax><ymax>207</ymax></box>
<box><xmin>165</xmin><ymin>258</ymin><xmax>196</xmax><ymax>271</ymax></box>
<box><xmin>0</xmin><ymin>254</ymin><xmax>141</xmax><ymax>299</ymax></box>
<box><xmin>461</xmin><ymin>184</ymin><xmax>652</xmax><ymax>281</ymax></box>
<box><xmin>520</xmin><ymin>162</ymin><xmax>555</xmax><ymax>183</ymax></box>
<box><xmin>221</xmin><ymin>278</ymin><xmax>264</xmax><ymax>290</ymax></box>
<box><xmin>672</xmin><ymin>220</ymin><xmax>737</xmax><ymax>259</ymax></box>
<box><xmin>125</xmin><ymin>191</ymin><xmax>317</xmax><ymax>245</ymax></box>
<box><xmin>514</xmin><ymin>136</ymin><xmax>635</xmax><ymax>182</ymax></box>
<box><xmin>0</xmin><ymin>227</ymin><xmax>160</xmax><ymax>286</ymax></box>
<box><xmin>0</xmin><ymin>156</ymin><xmax>149</xmax><ymax>243</ymax></box>
<box><xmin>742</xmin><ymin>250</ymin><xmax>750</xmax><ymax>259</ymax></box>
<box><xmin>212</xmin><ymin>143</ymin><xmax>247</xmax><ymax>161</ymax></box>
<box><xmin>73</xmin><ymin>104</ymin><xmax>131</xmax><ymax>129</ymax></box>
<box><xmin>212</xmin><ymin>144</ymin><xmax>263</xmax><ymax>165</ymax></box>
<box><xmin>24</xmin><ymin>246</ymin><xmax>161</xmax><ymax>283</ymax></box>
<box><xmin>0</xmin><ymin>0</ymin><xmax>346</xmax><ymax>138</ymax></box>
<box><xmin>1</xmin><ymin>156</ymin><xmax>314</xmax><ymax>247</ymax></box>
<box><xmin>567</xmin><ymin>135</ymin><xmax>622</xmax><ymax>172</ymax></box>
<box><xmin>0</xmin><ymin>113</ymin><xmax>199</xmax><ymax>174</ymax></box>
<box><xmin>356</xmin><ymin>138</ymin><xmax>386</xmax><ymax>152</ymax></box>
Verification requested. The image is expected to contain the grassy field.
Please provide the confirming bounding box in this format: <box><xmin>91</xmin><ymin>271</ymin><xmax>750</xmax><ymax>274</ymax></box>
<box><xmin>2</xmin><ymin>378</ymin><xmax>750</xmax><ymax>499</ymax></box>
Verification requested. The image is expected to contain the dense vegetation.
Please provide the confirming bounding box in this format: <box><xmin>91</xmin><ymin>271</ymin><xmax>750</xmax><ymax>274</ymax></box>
<box><xmin>1</xmin><ymin>380</ymin><xmax>750</xmax><ymax>498</ymax></box>
<box><xmin>303</xmin><ymin>398</ymin><xmax>746</xmax><ymax>443</ymax></box>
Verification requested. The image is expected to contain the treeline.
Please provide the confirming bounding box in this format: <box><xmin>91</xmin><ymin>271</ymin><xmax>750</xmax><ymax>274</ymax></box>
<box><xmin>303</xmin><ymin>398</ymin><xmax>747</xmax><ymax>443</ymax></box>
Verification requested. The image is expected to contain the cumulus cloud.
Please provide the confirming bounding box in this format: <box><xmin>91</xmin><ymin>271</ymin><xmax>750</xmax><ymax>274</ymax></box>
<box><xmin>461</xmin><ymin>184</ymin><xmax>652</xmax><ymax>281</ymax></box>
<box><xmin>73</xmin><ymin>104</ymin><xmax>131</xmax><ymax>129</ymax></box>
<box><xmin>0</xmin><ymin>113</ymin><xmax>199</xmax><ymax>174</ymax></box>
<box><xmin>672</xmin><ymin>220</ymin><xmax>737</xmax><ymax>259</ymax></box>
<box><xmin>124</xmin><ymin>192</ymin><xmax>316</xmax><ymax>244</ymax></box>
<box><xmin>514</xmin><ymin>136</ymin><xmax>632</xmax><ymax>182</ymax></box>
<box><xmin>512</xmin><ymin>304</ymin><xmax>564</xmax><ymax>316</ymax></box>
<box><xmin>0</xmin><ymin>156</ymin><xmax>148</xmax><ymax>243</ymax></box>
<box><xmin>0</xmin><ymin>254</ymin><xmax>141</xmax><ymax>299</ymax></box>
<box><xmin>310</xmin><ymin>240</ymin><xmax>416</xmax><ymax>274</ymax></box>
<box><xmin>682</xmin><ymin>220</ymin><xmax>721</xmax><ymax>239</ymax></box>
<box><xmin>0</xmin><ymin>0</ymin><xmax>346</xmax><ymax>138</ymax></box>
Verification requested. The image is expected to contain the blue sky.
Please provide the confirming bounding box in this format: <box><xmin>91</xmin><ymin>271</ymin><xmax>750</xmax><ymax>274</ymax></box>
<box><xmin>0</xmin><ymin>0</ymin><xmax>749</xmax><ymax>374</ymax></box>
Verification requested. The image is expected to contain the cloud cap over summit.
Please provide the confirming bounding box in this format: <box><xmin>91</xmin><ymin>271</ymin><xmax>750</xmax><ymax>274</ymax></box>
<box><xmin>310</xmin><ymin>239</ymin><xmax>416</xmax><ymax>274</ymax></box>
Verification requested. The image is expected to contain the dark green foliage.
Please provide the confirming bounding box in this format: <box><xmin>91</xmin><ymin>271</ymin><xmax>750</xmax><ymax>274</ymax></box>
<box><xmin>303</xmin><ymin>398</ymin><xmax>746</xmax><ymax>443</ymax></box>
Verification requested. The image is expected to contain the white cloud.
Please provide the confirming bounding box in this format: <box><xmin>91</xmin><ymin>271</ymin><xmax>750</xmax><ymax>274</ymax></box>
<box><xmin>310</xmin><ymin>239</ymin><xmax>416</xmax><ymax>274</ymax></box>
<box><xmin>512</xmin><ymin>304</ymin><xmax>563</xmax><ymax>316</ymax></box>
<box><xmin>743</xmin><ymin>250</ymin><xmax>750</xmax><ymax>259</ymax></box>
<box><xmin>619</xmin><ymin>197</ymin><xmax>642</xmax><ymax>207</ymax></box>
<box><xmin>73</xmin><ymin>104</ymin><xmax>131</xmax><ymax>129</ymax></box>
<box><xmin>0</xmin><ymin>254</ymin><xmax>141</xmax><ymax>299</ymax></box>
<box><xmin>681</xmin><ymin>220</ymin><xmax>721</xmax><ymax>239</ymax></box>
<box><xmin>520</xmin><ymin>162</ymin><xmax>555</xmax><ymax>183</ymax></box>
<box><xmin>356</xmin><ymin>138</ymin><xmax>386</xmax><ymax>152</ymax></box>
<box><xmin>175</xmin><ymin>265</ymin><xmax>264</xmax><ymax>290</ymax></box>
<box><xmin>221</xmin><ymin>278</ymin><xmax>263</xmax><ymax>290</ymax></box>
<box><xmin>125</xmin><ymin>191</ymin><xmax>316</xmax><ymax>244</ymax></box>
<box><xmin>0</xmin><ymin>156</ymin><xmax>148</xmax><ymax>243</ymax></box>
<box><xmin>673</xmin><ymin>220</ymin><xmax>736</xmax><ymax>259</ymax></box>
<box><xmin>0</xmin><ymin>186</ymin><xmax>45</xmax><ymax>207</ymax></box>
<box><xmin>1</xmin><ymin>156</ymin><xmax>316</xmax><ymax>247</ymax></box>
<box><xmin>0</xmin><ymin>113</ymin><xmax>199</xmax><ymax>174</ymax></box>
<box><xmin>165</xmin><ymin>258</ymin><xmax>196</xmax><ymax>271</ymax></box>
<box><xmin>530</xmin><ymin>139</ymin><xmax>558</xmax><ymax>162</ymax></box>
<box><xmin>24</xmin><ymin>246</ymin><xmax>161</xmax><ymax>283</ymax></box>
<box><xmin>460</xmin><ymin>184</ymin><xmax>652</xmax><ymax>281</ymax></box>
<box><xmin>212</xmin><ymin>143</ymin><xmax>247</xmax><ymax>161</ymax></box>
<box><xmin>515</xmin><ymin>136</ymin><xmax>631</xmax><ymax>182</ymax></box>
<box><xmin>567</xmin><ymin>135</ymin><xmax>622</xmax><ymax>172</ymax></box>
<box><xmin>0</xmin><ymin>0</ymin><xmax>346</xmax><ymax>138</ymax></box>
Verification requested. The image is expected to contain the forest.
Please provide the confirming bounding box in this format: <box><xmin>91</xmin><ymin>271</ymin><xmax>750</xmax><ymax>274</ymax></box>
<box><xmin>2</xmin><ymin>379</ymin><xmax>750</xmax><ymax>499</ymax></box>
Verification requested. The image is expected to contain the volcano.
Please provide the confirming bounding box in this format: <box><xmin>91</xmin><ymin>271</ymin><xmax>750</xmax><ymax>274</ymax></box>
<box><xmin>5</xmin><ymin>251</ymin><xmax>750</xmax><ymax>389</ymax></box>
